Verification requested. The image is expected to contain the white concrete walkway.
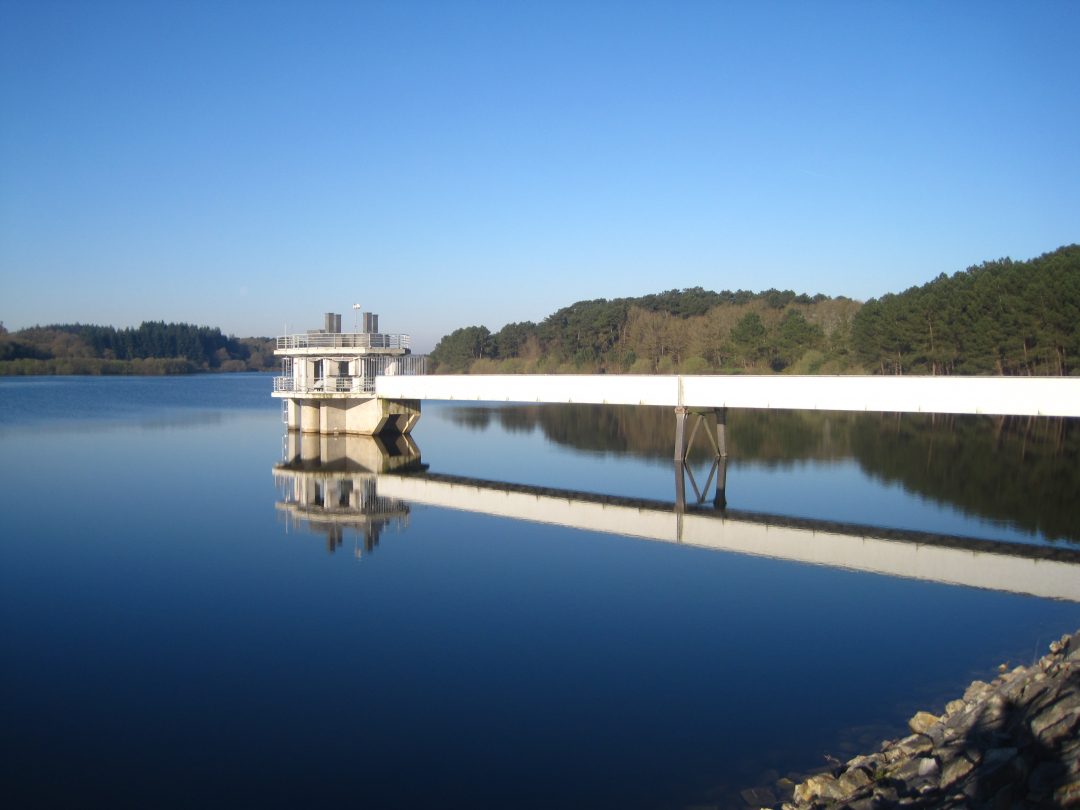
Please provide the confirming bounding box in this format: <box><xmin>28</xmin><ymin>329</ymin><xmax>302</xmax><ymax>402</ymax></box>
<box><xmin>376</xmin><ymin>374</ymin><xmax>1080</xmax><ymax>417</ymax></box>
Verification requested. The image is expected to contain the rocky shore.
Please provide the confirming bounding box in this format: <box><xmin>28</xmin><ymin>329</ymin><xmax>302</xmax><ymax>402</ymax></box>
<box><xmin>741</xmin><ymin>630</ymin><xmax>1079</xmax><ymax>809</ymax></box>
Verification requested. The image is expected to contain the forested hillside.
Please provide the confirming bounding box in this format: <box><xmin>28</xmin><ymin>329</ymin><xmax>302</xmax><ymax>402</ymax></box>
<box><xmin>851</xmin><ymin>245</ymin><xmax>1079</xmax><ymax>375</ymax></box>
<box><xmin>431</xmin><ymin>245</ymin><xmax>1079</xmax><ymax>375</ymax></box>
<box><xmin>432</xmin><ymin>288</ymin><xmax>861</xmax><ymax>374</ymax></box>
<box><xmin>0</xmin><ymin>321</ymin><xmax>276</xmax><ymax>375</ymax></box>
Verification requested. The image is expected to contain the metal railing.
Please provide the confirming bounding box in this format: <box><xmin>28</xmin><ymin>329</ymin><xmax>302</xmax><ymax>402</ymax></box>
<box><xmin>274</xmin><ymin>375</ymin><xmax>374</xmax><ymax>394</ymax></box>
<box><xmin>274</xmin><ymin>354</ymin><xmax>427</xmax><ymax>396</ymax></box>
<box><xmin>276</xmin><ymin>332</ymin><xmax>411</xmax><ymax>351</ymax></box>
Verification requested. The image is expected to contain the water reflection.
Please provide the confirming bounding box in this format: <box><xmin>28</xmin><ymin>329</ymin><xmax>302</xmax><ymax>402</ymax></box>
<box><xmin>274</xmin><ymin>432</ymin><xmax>1080</xmax><ymax>602</ymax></box>
<box><xmin>439</xmin><ymin>405</ymin><xmax>1080</xmax><ymax>543</ymax></box>
<box><xmin>273</xmin><ymin>432</ymin><xmax>425</xmax><ymax>556</ymax></box>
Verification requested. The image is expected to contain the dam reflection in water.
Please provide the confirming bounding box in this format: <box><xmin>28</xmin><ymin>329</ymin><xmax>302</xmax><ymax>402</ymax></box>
<box><xmin>274</xmin><ymin>430</ymin><xmax>1080</xmax><ymax>602</ymax></box>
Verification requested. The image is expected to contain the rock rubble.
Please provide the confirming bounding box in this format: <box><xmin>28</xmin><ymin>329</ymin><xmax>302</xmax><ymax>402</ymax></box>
<box><xmin>754</xmin><ymin>630</ymin><xmax>1080</xmax><ymax>809</ymax></box>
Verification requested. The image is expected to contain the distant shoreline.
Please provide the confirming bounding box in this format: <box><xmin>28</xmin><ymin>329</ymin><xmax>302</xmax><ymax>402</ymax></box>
<box><xmin>0</xmin><ymin>361</ymin><xmax>273</xmax><ymax>376</ymax></box>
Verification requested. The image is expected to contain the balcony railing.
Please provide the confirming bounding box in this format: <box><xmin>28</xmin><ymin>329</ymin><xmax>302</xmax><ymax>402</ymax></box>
<box><xmin>274</xmin><ymin>355</ymin><xmax>426</xmax><ymax>396</ymax></box>
<box><xmin>276</xmin><ymin>332</ymin><xmax>411</xmax><ymax>351</ymax></box>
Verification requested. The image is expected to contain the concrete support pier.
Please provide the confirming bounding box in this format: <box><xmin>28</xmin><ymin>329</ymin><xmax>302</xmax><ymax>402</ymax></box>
<box><xmin>284</xmin><ymin>396</ymin><xmax>421</xmax><ymax>436</ymax></box>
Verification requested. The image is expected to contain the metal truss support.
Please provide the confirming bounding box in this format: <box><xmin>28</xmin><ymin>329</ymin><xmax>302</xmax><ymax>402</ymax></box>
<box><xmin>674</xmin><ymin>407</ymin><xmax>729</xmax><ymax>515</ymax></box>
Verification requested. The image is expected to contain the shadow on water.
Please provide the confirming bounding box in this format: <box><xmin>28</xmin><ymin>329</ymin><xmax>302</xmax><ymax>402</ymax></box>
<box><xmin>438</xmin><ymin>405</ymin><xmax>1080</xmax><ymax>543</ymax></box>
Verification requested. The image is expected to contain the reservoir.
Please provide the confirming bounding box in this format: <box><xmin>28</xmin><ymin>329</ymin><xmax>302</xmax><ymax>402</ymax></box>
<box><xmin>1</xmin><ymin>374</ymin><xmax>1078</xmax><ymax>808</ymax></box>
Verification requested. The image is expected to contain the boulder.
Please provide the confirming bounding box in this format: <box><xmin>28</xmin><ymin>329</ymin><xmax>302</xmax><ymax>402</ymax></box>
<box><xmin>1030</xmin><ymin>703</ymin><xmax>1080</xmax><ymax>744</ymax></box>
<box><xmin>837</xmin><ymin>766</ymin><xmax>871</xmax><ymax>793</ymax></box>
<box><xmin>917</xmin><ymin>757</ymin><xmax>939</xmax><ymax>778</ymax></box>
<box><xmin>939</xmin><ymin>755</ymin><xmax>974</xmax><ymax>788</ymax></box>
<box><xmin>792</xmin><ymin>774</ymin><xmax>846</xmax><ymax>803</ymax></box>
<box><xmin>908</xmin><ymin>710</ymin><xmax>940</xmax><ymax>735</ymax></box>
<box><xmin>963</xmin><ymin>680</ymin><xmax>991</xmax><ymax>702</ymax></box>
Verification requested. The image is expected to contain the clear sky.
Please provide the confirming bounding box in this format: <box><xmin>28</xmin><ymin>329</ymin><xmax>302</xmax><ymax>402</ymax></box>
<box><xmin>2</xmin><ymin>0</ymin><xmax>1078</xmax><ymax>351</ymax></box>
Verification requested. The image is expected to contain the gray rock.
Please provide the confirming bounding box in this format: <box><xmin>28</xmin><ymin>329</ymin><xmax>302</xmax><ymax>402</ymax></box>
<box><xmin>916</xmin><ymin>757</ymin><xmax>939</xmax><ymax>778</ymax></box>
<box><xmin>793</xmin><ymin>773</ymin><xmax>846</xmax><ymax>803</ymax></box>
<box><xmin>981</xmin><ymin>746</ymin><xmax>1018</xmax><ymax>768</ymax></box>
<box><xmin>892</xmin><ymin>734</ymin><xmax>933</xmax><ymax>759</ymax></box>
<box><xmin>923</xmin><ymin>723</ymin><xmax>946</xmax><ymax>748</ymax></box>
<box><xmin>963</xmin><ymin>680</ymin><xmax>991</xmax><ymax>701</ymax></box>
<box><xmin>837</xmin><ymin>767</ymin><xmax>871</xmax><ymax>794</ymax></box>
<box><xmin>1027</xmin><ymin>759</ymin><xmax>1067</xmax><ymax>801</ymax></box>
<box><xmin>1054</xmin><ymin>780</ymin><xmax>1080</xmax><ymax>806</ymax></box>
<box><xmin>844</xmin><ymin>754</ymin><xmax>874</xmax><ymax>772</ymax></box>
<box><xmin>1030</xmin><ymin>702</ymin><xmax>1080</xmax><ymax>744</ymax></box>
<box><xmin>774</xmin><ymin>777</ymin><xmax>796</xmax><ymax>801</ymax></box>
<box><xmin>770</xmin><ymin>631</ymin><xmax>1080</xmax><ymax>810</ymax></box>
<box><xmin>944</xmin><ymin>699</ymin><xmax>966</xmax><ymax>716</ymax></box>
<box><xmin>872</xmin><ymin>784</ymin><xmax>899</xmax><ymax>804</ymax></box>
<box><xmin>943</xmin><ymin>706</ymin><xmax>977</xmax><ymax>736</ymax></box>
<box><xmin>908</xmin><ymin>710</ymin><xmax>940</xmax><ymax>735</ymax></box>
<box><xmin>976</xmin><ymin>747</ymin><xmax>1026</xmax><ymax>800</ymax></box>
<box><xmin>939</xmin><ymin>756</ymin><xmax>974</xmax><ymax>788</ymax></box>
<box><xmin>1019</xmin><ymin>677</ymin><xmax>1053</xmax><ymax>706</ymax></box>
<box><xmin>887</xmin><ymin>756</ymin><xmax>930</xmax><ymax>789</ymax></box>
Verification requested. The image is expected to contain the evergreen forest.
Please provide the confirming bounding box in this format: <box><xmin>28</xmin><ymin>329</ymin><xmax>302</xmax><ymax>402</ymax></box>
<box><xmin>430</xmin><ymin>245</ymin><xmax>1079</xmax><ymax>376</ymax></box>
<box><xmin>0</xmin><ymin>321</ymin><xmax>276</xmax><ymax>375</ymax></box>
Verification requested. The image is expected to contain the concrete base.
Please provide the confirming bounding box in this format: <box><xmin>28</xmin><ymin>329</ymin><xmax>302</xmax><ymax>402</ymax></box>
<box><xmin>283</xmin><ymin>396</ymin><xmax>421</xmax><ymax>436</ymax></box>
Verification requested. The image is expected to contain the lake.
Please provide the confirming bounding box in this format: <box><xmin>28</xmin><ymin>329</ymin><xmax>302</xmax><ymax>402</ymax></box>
<box><xmin>2</xmin><ymin>374</ymin><xmax>1078</xmax><ymax>809</ymax></box>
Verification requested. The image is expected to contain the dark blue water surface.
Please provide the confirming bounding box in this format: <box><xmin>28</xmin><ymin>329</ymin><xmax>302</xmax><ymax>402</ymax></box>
<box><xmin>1</xmin><ymin>375</ymin><xmax>1078</xmax><ymax>809</ymax></box>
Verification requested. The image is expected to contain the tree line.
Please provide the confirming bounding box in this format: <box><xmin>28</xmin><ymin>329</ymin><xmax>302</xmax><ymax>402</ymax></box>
<box><xmin>430</xmin><ymin>245</ymin><xmax>1078</xmax><ymax>375</ymax></box>
<box><xmin>431</xmin><ymin>289</ymin><xmax>861</xmax><ymax>374</ymax></box>
<box><xmin>0</xmin><ymin>321</ymin><xmax>277</xmax><ymax>375</ymax></box>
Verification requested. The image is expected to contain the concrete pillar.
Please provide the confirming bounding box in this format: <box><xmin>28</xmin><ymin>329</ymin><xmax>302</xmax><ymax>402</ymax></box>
<box><xmin>716</xmin><ymin>407</ymin><xmax>728</xmax><ymax>458</ymax></box>
<box><xmin>286</xmin><ymin>399</ymin><xmax>301</xmax><ymax>430</ymax></box>
<box><xmin>300</xmin><ymin>400</ymin><xmax>320</xmax><ymax>433</ymax></box>
<box><xmin>674</xmin><ymin>407</ymin><xmax>688</xmax><ymax>461</ymax></box>
<box><xmin>320</xmin><ymin>401</ymin><xmax>346</xmax><ymax>434</ymax></box>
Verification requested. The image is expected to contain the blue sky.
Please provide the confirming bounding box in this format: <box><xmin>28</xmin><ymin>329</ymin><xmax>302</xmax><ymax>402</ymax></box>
<box><xmin>2</xmin><ymin>0</ymin><xmax>1077</xmax><ymax>351</ymax></box>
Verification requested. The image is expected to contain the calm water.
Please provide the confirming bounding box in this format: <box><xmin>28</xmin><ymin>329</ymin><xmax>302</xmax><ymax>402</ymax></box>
<box><xmin>2</xmin><ymin>375</ymin><xmax>1078</xmax><ymax>809</ymax></box>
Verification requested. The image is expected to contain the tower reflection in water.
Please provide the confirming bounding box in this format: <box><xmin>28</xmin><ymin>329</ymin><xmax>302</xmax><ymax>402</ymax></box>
<box><xmin>273</xmin><ymin>432</ymin><xmax>426</xmax><ymax>557</ymax></box>
<box><xmin>271</xmin><ymin>430</ymin><xmax>1080</xmax><ymax>602</ymax></box>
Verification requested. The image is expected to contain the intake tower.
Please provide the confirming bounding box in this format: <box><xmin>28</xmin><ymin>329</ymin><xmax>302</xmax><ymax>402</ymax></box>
<box><xmin>273</xmin><ymin>311</ymin><xmax>426</xmax><ymax>435</ymax></box>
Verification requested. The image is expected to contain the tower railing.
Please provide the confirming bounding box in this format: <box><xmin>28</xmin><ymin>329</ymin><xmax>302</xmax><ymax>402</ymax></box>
<box><xmin>276</xmin><ymin>333</ymin><xmax>411</xmax><ymax>351</ymax></box>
